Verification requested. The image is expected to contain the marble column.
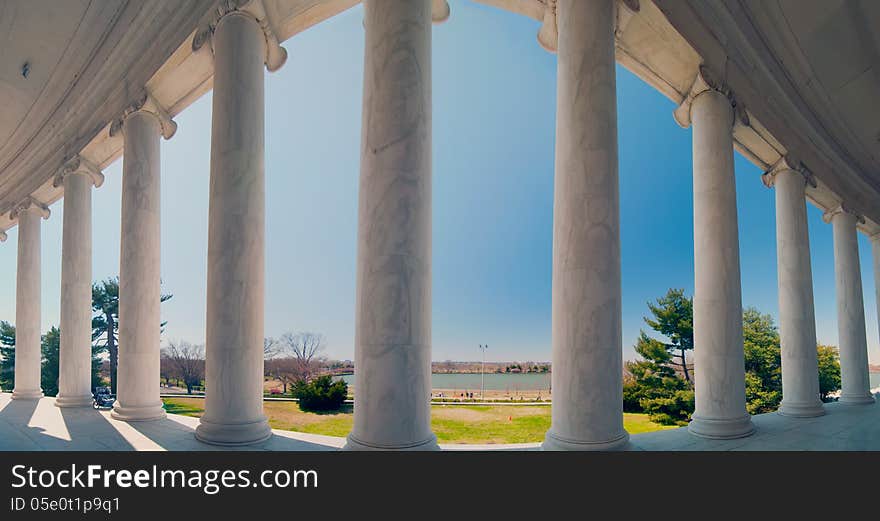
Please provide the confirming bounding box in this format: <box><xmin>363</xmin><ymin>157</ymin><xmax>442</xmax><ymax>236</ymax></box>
<box><xmin>687</xmin><ymin>86</ymin><xmax>754</xmax><ymax>439</ymax></box>
<box><xmin>112</xmin><ymin>107</ymin><xmax>167</xmax><ymax>421</ymax></box>
<box><xmin>763</xmin><ymin>163</ymin><xmax>824</xmax><ymax>417</ymax></box>
<box><xmin>541</xmin><ymin>0</ymin><xmax>628</xmax><ymax>451</ymax></box>
<box><xmin>872</xmin><ymin>234</ymin><xmax>880</xmax><ymax>364</ymax></box>
<box><xmin>56</xmin><ymin>159</ymin><xmax>103</xmax><ymax>407</ymax></box>
<box><xmin>344</xmin><ymin>0</ymin><xmax>437</xmax><ymax>451</ymax></box>
<box><xmin>11</xmin><ymin>200</ymin><xmax>48</xmax><ymax>400</ymax></box>
<box><xmin>195</xmin><ymin>8</ymin><xmax>276</xmax><ymax>445</ymax></box>
<box><xmin>825</xmin><ymin>206</ymin><xmax>874</xmax><ymax>404</ymax></box>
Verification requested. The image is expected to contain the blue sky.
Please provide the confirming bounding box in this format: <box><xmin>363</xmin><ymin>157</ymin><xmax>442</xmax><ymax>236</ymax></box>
<box><xmin>0</xmin><ymin>0</ymin><xmax>877</xmax><ymax>364</ymax></box>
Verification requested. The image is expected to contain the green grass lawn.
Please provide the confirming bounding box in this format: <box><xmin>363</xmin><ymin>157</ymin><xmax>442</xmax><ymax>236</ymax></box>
<box><xmin>163</xmin><ymin>398</ymin><xmax>675</xmax><ymax>444</ymax></box>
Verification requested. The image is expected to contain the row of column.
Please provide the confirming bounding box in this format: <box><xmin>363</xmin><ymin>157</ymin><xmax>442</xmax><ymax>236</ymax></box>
<box><xmin>9</xmin><ymin>93</ymin><xmax>171</xmax><ymax>420</ymax></box>
<box><xmin>344</xmin><ymin>0</ymin><xmax>880</xmax><ymax>449</ymax></box>
<box><xmin>8</xmin><ymin>0</ymin><xmax>877</xmax><ymax>450</ymax></box>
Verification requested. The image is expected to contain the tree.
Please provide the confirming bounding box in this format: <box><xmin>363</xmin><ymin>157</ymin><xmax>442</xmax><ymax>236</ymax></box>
<box><xmin>0</xmin><ymin>321</ymin><xmax>15</xmax><ymax>391</ymax></box>
<box><xmin>162</xmin><ymin>341</ymin><xmax>205</xmax><ymax>394</ymax></box>
<box><xmin>92</xmin><ymin>277</ymin><xmax>172</xmax><ymax>394</ymax></box>
<box><xmin>742</xmin><ymin>308</ymin><xmax>782</xmax><ymax>415</ymax></box>
<box><xmin>265</xmin><ymin>357</ymin><xmax>303</xmax><ymax>395</ymax></box>
<box><xmin>624</xmin><ymin>331</ymin><xmax>693</xmax><ymax>425</ymax></box>
<box><xmin>278</xmin><ymin>332</ymin><xmax>325</xmax><ymax>382</ymax></box>
<box><xmin>628</xmin><ymin>289</ymin><xmax>844</xmax><ymax>424</ymax></box>
<box><xmin>644</xmin><ymin>288</ymin><xmax>694</xmax><ymax>385</ymax></box>
<box><xmin>40</xmin><ymin>327</ymin><xmax>61</xmax><ymax>396</ymax></box>
<box><xmin>264</xmin><ymin>337</ymin><xmax>281</xmax><ymax>359</ymax></box>
<box><xmin>39</xmin><ymin>326</ymin><xmax>103</xmax><ymax>397</ymax></box>
<box><xmin>817</xmin><ymin>344</ymin><xmax>842</xmax><ymax>401</ymax></box>
<box><xmin>623</xmin><ymin>289</ymin><xmax>696</xmax><ymax>425</ymax></box>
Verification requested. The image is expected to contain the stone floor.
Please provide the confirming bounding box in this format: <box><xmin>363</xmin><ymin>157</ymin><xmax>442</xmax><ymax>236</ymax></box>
<box><xmin>0</xmin><ymin>392</ymin><xmax>877</xmax><ymax>451</ymax></box>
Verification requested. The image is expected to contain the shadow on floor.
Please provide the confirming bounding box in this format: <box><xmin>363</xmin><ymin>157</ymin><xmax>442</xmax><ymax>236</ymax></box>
<box><xmin>0</xmin><ymin>397</ymin><xmax>134</xmax><ymax>451</ymax></box>
<box><xmin>126</xmin><ymin>414</ymin><xmax>339</xmax><ymax>451</ymax></box>
<box><xmin>0</xmin><ymin>394</ymin><xmax>337</xmax><ymax>451</ymax></box>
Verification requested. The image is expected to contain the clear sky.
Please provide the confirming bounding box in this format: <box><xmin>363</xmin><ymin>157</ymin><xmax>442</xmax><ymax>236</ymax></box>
<box><xmin>0</xmin><ymin>1</ymin><xmax>877</xmax><ymax>365</ymax></box>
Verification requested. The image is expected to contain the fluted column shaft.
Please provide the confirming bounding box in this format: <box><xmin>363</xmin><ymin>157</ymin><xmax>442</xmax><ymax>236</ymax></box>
<box><xmin>56</xmin><ymin>173</ymin><xmax>97</xmax><ymax>407</ymax></box>
<box><xmin>112</xmin><ymin>111</ymin><xmax>165</xmax><ymax>421</ymax></box>
<box><xmin>541</xmin><ymin>0</ymin><xmax>628</xmax><ymax>451</ymax></box>
<box><xmin>770</xmin><ymin>169</ymin><xmax>824</xmax><ymax>416</ymax></box>
<box><xmin>195</xmin><ymin>11</ymin><xmax>271</xmax><ymax>445</ymax></box>
<box><xmin>829</xmin><ymin>209</ymin><xmax>874</xmax><ymax>404</ymax></box>
<box><xmin>688</xmin><ymin>89</ymin><xmax>755</xmax><ymax>439</ymax></box>
<box><xmin>344</xmin><ymin>0</ymin><xmax>437</xmax><ymax>451</ymax></box>
<box><xmin>11</xmin><ymin>206</ymin><xmax>44</xmax><ymax>400</ymax></box>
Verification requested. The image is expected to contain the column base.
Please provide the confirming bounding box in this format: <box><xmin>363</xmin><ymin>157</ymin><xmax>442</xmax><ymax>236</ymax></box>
<box><xmin>688</xmin><ymin>413</ymin><xmax>755</xmax><ymax>439</ymax></box>
<box><xmin>54</xmin><ymin>393</ymin><xmax>94</xmax><ymax>408</ymax></box>
<box><xmin>839</xmin><ymin>393</ymin><xmax>876</xmax><ymax>405</ymax></box>
<box><xmin>778</xmin><ymin>400</ymin><xmax>825</xmax><ymax>418</ymax></box>
<box><xmin>343</xmin><ymin>433</ymin><xmax>440</xmax><ymax>451</ymax></box>
<box><xmin>11</xmin><ymin>389</ymin><xmax>43</xmax><ymax>400</ymax></box>
<box><xmin>111</xmin><ymin>402</ymin><xmax>166</xmax><ymax>422</ymax></box>
<box><xmin>195</xmin><ymin>417</ymin><xmax>272</xmax><ymax>446</ymax></box>
<box><xmin>541</xmin><ymin>430</ymin><xmax>631</xmax><ymax>451</ymax></box>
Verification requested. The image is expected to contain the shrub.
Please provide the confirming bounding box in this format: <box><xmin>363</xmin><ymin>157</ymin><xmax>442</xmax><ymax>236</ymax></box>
<box><xmin>640</xmin><ymin>389</ymin><xmax>694</xmax><ymax>426</ymax></box>
<box><xmin>293</xmin><ymin>375</ymin><xmax>348</xmax><ymax>412</ymax></box>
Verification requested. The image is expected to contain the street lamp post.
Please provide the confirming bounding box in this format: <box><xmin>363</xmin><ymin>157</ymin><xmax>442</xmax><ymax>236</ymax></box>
<box><xmin>478</xmin><ymin>344</ymin><xmax>488</xmax><ymax>401</ymax></box>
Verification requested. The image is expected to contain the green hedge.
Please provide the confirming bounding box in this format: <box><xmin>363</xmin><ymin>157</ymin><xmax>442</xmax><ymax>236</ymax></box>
<box><xmin>293</xmin><ymin>375</ymin><xmax>348</xmax><ymax>412</ymax></box>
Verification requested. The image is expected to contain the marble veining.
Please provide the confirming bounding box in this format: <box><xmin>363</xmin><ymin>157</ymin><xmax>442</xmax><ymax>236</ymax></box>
<box><xmin>196</xmin><ymin>10</ymin><xmax>272</xmax><ymax>445</ymax></box>
<box><xmin>542</xmin><ymin>0</ymin><xmax>629</xmax><ymax>451</ymax></box>
<box><xmin>113</xmin><ymin>110</ymin><xmax>166</xmax><ymax>421</ymax></box>
<box><xmin>688</xmin><ymin>88</ymin><xmax>754</xmax><ymax>439</ymax></box>
<box><xmin>55</xmin><ymin>172</ymin><xmax>97</xmax><ymax>408</ymax></box>
<box><xmin>829</xmin><ymin>209</ymin><xmax>875</xmax><ymax>404</ymax></box>
<box><xmin>346</xmin><ymin>0</ymin><xmax>436</xmax><ymax>451</ymax></box>
<box><xmin>770</xmin><ymin>168</ymin><xmax>824</xmax><ymax>416</ymax></box>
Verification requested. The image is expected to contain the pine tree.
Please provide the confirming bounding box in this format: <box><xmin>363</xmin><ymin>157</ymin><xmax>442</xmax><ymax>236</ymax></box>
<box><xmin>41</xmin><ymin>326</ymin><xmax>61</xmax><ymax>396</ymax></box>
<box><xmin>40</xmin><ymin>326</ymin><xmax>104</xmax><ymax>397</ymax></box>
<box><xmin>92</xmin><ymin>277</ymin><xmax>172</xmax><ymax>394</ymax></box>
<box><xmin>0</xmin><ymin>321</ymin><xmax>16</xmax><ymax>391</ymax></box>
<box><xmin>644</xmin><ymin>288</ymin><xmax>694</xmax><ymax>385</ymax></box>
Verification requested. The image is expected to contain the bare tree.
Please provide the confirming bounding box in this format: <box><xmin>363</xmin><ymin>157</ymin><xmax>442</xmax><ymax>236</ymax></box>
<box><xmin>162</xmin><ymin>341</ymin><xmax>205</xmax><ymax>394</ymax></box>
<box><xmin>278</xmin><ymin>332</ymin><xmax>325</xmax><ymax>381</ymax></box>
<box><xmin>265</xmin><ymin>357</ymin><xmax>303</xmax><ymax>394</ymax></box>
<box><xmin>264</xmin><ymin>337</ymin><xmax>281</xmax><ymax>359</ymax></box>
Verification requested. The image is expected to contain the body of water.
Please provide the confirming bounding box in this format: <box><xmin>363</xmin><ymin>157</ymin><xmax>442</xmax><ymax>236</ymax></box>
<box><xmin>871</xmin><ymin>372</ymin><xmax>880</xmax><ymax>390</ymax></box>
<box><xmin>338</xmin><ymin>372</ymin><xmax>550</xmax><ymax>391</ymax></box>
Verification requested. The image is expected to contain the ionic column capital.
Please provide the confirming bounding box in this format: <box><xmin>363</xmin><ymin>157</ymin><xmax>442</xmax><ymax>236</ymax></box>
<box><xmin>537</xmin><ymin>0</ymin><xmax>558</xmax><ymax>53</ymax></box>
<box><xmin>432</xmin><ymin>0</ymin><xmax>450</xmax><ymax>24</ymax></box>
<box><xmin>823</xmin><ymin>204</ymin><xmax>865</xmax><ymax>225</ymax></box>
<box><xmin>10</xmin><ymin>197</ymin><xmax>50</xmax><ymax>221</ymax></box>
<box><xmin>615</xmin><ymin>0</ymin><xmax>640</xmax><ymax>39</ymax></box>
<box><xmin>673</xmin><ymin>65</ymin><xmax>747</xmax><ymax>129</ymax></box>
<box><xmin>761</xmin><ymin>155</ymin><xmax>816</xmax><ymax>189</ymax></box>
<box><xmin>54</xmin><ymin>155</ymin><xmax>105</xmax><ymax>189</ymax></box>
<box><xmin>192</xmin><ymin>0</ymin><xmax>288</xmax><ymax>72</ymax></box>
<box><xmin>539</xmin><ymin>0</ymin><xmax>637</xmax><ymax>54</ymax></box>
<box><xmin>110</xmin><ymin>92</ymin><xmax>177</xmax><ymax>140</ymax></box>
